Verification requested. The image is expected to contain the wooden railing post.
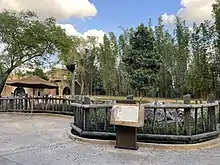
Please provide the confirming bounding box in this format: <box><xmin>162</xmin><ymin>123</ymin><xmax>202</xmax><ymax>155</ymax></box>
<box><xmin>218</xmin><ymin>101</ymin><xmax>220</xmax><ymax>124</ymax></box>
<box><xmin>25</xmin><ymin>94</ymin><xmax>28</xmax><ymax>110</ymax></box>
<box><xmin>207</xmin><ymin>94</ymin><xmax>216</xmax><ymax>131</ymax></box>
<box><xmin>0</xmin><ymin>99</ymin><xmax>2</xmax><ymax>111</ymax></box>
<box><xmin>9</xmin><ymin>98</ymin><xmax>14</xmax><ymax>110</ymax></box>
<box><xmin>184</xmin><ymin>94</ymin><xmax>191</xmax><ymax>135</ymax></box>
<box><xmin>84</xmin><ymin>107</ymin><xmax>91</xmax><ymax>131</ymax></box>
<box><xmin>164</xmin><ymin>108</ymin><xmax>168</xmax><ymax>134</ymax></box>
<box><xmin>200</xmin><ymin>99</ymin><xmax>205</xmax><ymax>132</ymax></box>
<box><xmin>194</xmin><ymin>100</ymin><xmax>198</xmax><ymax>134</ymax></box>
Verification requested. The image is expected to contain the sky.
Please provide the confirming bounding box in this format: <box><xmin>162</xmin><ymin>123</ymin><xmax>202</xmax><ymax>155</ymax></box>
<box><xmin>0</xmin><ymin>0</ymin><xmax>215</xmax><ymax>43</ymax></box>
<box><xmin>60</xmin><ymin>0</ymin><xmax>181</xmax><ymax>35</ymax></box>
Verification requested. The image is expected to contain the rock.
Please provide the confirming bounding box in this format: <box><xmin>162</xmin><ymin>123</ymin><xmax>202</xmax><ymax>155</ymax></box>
<box><xmin>144</xmin><ymin>101</ymin><xmax>208</xmax><ymax>127</ymax></box>
<box><xmin>126</xmin><ymin>95</ymin><xmax>134</xmax><ymax>100</ymax></box>
<box><xmin>75</xmin><ymin>95</ymin><xmax>81</xmax><ymax>103</ymax></box>
<box><xmin>83</xmin><ymin>96</ymin><xmax>91</xmax><ymax>104</ymax></box>
<box><xmin>144</xmin><ymin>102</ymin><xmax>184</xmax><ymax>125</ymax></box>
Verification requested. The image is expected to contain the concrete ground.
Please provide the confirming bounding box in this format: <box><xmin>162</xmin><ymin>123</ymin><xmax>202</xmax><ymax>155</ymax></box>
<box><xmin>0</xmin><ymin>113</ymin><xmax>220</xmax><ymax>165</ymax></box>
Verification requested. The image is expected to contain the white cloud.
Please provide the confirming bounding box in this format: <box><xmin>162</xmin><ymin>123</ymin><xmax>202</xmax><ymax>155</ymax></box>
<box><xmin>162</xmin><ymin>0</ymin><xmax>214</xmax><ymax>24</ymax></box>
<box><xmin>59</xmin><ymin>24</ymin><xmax>81</xmax><ymax>36</ymax></box>
<box><xmin>84</xmin><ymin>29</ymin><xmax>105</xmax><ymax>44</ymax></box>
<box><xmin>59</xmin><ymin>24</ymin><xmax>105</xmax><ymax>44</ymax></box>
<box><xmin>161</xmin><ymin>13</ymin><xmax>175</xmax><ymax>24</ymax></box>
<box><xmin>0</xmin><ymin>0</ymin><xmax>97</xmax><ymax>20</ymax></box>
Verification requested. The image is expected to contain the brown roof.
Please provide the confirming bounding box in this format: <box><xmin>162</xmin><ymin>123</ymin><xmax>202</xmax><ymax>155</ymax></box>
<box><xmin>6</xmin><ymin>76</ymin><xmax>58</xmax><ymax>89</ymax></box>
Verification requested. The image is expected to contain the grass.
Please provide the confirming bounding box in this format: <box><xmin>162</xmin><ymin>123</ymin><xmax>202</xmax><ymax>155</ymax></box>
<box><xmin>91</xmin><ymin>95</ymin><xmax>205</xmax><ymax>104</ymax></box>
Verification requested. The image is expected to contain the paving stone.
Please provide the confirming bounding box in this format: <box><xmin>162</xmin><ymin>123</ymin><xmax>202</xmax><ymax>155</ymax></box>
<box><xmin>0</xmin><ymin>113</ymin><xmax>220</xmax><ymax>165</ymax></box>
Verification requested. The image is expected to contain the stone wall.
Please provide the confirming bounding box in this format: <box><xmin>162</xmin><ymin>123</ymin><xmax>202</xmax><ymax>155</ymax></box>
<box><xmin>1</xmin><ymin>68</ymin><xmax>81</xmax><ymax>97</ymax></box>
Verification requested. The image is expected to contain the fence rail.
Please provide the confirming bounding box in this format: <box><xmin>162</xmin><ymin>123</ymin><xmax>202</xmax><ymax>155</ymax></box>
<box><xmin>0</xmin><ymin>96</ymin><xmax>75</xmax><ymax>115</ymax></box>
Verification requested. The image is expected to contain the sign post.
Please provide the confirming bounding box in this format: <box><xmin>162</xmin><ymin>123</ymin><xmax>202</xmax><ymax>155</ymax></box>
<box><xmin>110</xmin><ymin>104</ymin><xmax>144</xmax><ymax>150</ymax></box>
<box><xmin>66</xmin><ymin>62</ymin><xmax>76</xmax><ymax>99</ymax></box>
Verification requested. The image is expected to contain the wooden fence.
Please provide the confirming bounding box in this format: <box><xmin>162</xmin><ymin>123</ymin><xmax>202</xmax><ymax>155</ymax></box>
<box><xmin>0</xmin><ymin>95</ymin><xmax>219</xmax><ymax>144</ymax></box>
<box><xmin>0</xmin><ymin>96</ymin><xmax>75</xmax><ymax>115</ymax></box>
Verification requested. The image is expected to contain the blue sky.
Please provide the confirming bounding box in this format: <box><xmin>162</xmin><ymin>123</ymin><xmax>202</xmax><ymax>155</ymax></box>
<box><xmin>1</xmin><ymin>0</ymin><xmax>213</xmax><ymax>38</ymax></box>
<box><xmin>60</xmin><ymin>0</ymin><xmax>181</xmax><ymax>35</ymax></box>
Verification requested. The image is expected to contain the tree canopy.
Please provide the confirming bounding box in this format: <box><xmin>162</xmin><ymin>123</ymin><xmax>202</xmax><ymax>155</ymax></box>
<box><xmin>0</xmin><ymin>10</ymin><xmax>72</xmax><ymax>95</ymax></box>
<box><xmin>122</xmin><ymin>24</ymin><xmax>160</xmax><ymax>94</ymax></box>
<box><xmin>57</xmin><ymin>0</ymin><xmax>220</xmax><ymax>99</ymax></box>
<box><xmin>3</xmin><ymin>0</ymin><xmax>220</xmax><ymax>99</ymax></box>
<box><xmin>26</xmin><ymin>68</ymin><xmax>49</xmax><ymax>80</ymax></box>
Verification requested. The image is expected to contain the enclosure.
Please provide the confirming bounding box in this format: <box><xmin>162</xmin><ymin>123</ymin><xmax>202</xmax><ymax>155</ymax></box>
<box><xmin>0</xmin><ymin>95</ymin><xmax>219</xmax><ymax>144</ymax></box>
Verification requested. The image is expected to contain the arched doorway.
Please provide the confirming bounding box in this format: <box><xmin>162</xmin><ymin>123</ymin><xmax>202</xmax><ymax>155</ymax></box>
<box><xmin>62</xmin><ymin>87</ymin><xmax>71</xmax><ymax>95</ymax></box>
<box><xmin>14</xmin><ymin>87</ymin><xmax>26</xmax><ymax>97</ymax></box>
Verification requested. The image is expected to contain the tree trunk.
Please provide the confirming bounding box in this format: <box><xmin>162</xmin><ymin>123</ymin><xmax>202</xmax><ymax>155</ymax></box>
<box><xmin>80</xmin><ymin>82</ymin><xmax>84</xmax><ymax>96</ymax></box>
<box><xmin>0</xmin><ymin>73</ymin><xmax>10</xmax><ymax>96</ymax></box>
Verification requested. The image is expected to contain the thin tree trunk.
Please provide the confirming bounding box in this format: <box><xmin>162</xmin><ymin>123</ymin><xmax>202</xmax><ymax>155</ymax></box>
<box><xmin>80</xmin><ymin>82</ymin><xmax>84</xmax><ymax>96</ymax></box>
<box><xmin>0</xmin><ymin>73</ymin><xmax>10</xmax><ymax>96</ymax></box>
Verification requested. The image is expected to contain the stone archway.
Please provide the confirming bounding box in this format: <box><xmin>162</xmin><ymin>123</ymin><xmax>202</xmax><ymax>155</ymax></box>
<box><xmin>62</xmin><ymin>86</ymin><xmax>71</xmax><ymax>95</ymax></box>
<box><xmin>14</xmin><ymin>87</ymin><xmax>26</xmax><ymax>97</ymax></box>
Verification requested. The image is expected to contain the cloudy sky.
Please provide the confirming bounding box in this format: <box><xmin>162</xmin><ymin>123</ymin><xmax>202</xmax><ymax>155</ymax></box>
<box><xmin>0</xmin><ymin>0</ymin><xmax>215</xmax><ymax>41</ymax></box>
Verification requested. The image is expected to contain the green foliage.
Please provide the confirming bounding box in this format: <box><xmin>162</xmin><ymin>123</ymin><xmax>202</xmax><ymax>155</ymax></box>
<box><xmin>26</xmin><ymin>68</ymin><xmax>49</xmax><ymax>80</ymax></box>
<box><xmin>155</xmin><ymin>17</ymin><xmax>173</xmax><ymax>97</ymax></box>
<box><xmin>59</xmin><ymin>35</ymin><xmax>100</xmax><ymax>95</ymax></box>
<box><xmin>213</xmin><ymin>0</ymin><xmax>220</xmax><ymax>50</ymax></box>
<box><xmin>122</xmin><ymin>24</ymin><xmax>160</xmax><ymax>93</ymax></box>
<box><xmin>187</xmin><ymin>21</ymin><xmax>215</xmax><ymax>98</ymax></box>
<box><xmin>56</xmin><ymin>0</ymin><xmax>220</xmax><ymax>98</ymax></box>
<box><xmin>0</xmin><ymin>2</ymin><xmax>218</xmax><ymax>99</ymax></box>
<box><xmin>98</xmin><ymin>33</ymin><xmax>118</xmax><ymax>95</ymax></box>
<box><xmin>59</xmin><ymin>36</ymin><xmax>81</xmax><ymax>65</ymax></box>
<box><xmin>0</xmin><ymin>10</ymin><xmax>72</xmax><ymax>95</ymax></box>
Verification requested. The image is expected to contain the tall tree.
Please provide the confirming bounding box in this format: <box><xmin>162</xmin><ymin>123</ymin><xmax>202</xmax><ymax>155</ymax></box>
<box><xmin>0</xmin><ymin>10</ymin><xmax>72</xmax><ymax>95</ymax></box>
<box><xmin>173</xmin><ymin>17</ymin><xmax>190</xmax><ymax>97</ymax></box>
<box><xmin>84</xmin><ymin>36</ymin><xmax>100</xmax><ymax>95</ymax></box>
<box><xmin>212</xmin><ymin>0</ymin><xmax>220</xmax><ymax>98</ymax></box>
<box><xmin>117</xmin><ymin>31</ymin><xmax>131</xmax><ymax>95</ymax></box>
<box><xmin>155</xmin><ymin>17</ymin><xmax>173</xmax><ymax>97</ymax></box>
<box><xmin>123</xmin><ymin>24</ymin><xmax>160</xmax><ymax>96</ymax></box>
<box><xmin>98</xmin><ymin>33</ymin><xmax>118</xmax><ymax>95</ymax></box>
<box><xmin>187</xmin><ymin>21</ymin><xmax>216</xmax><ymax>98</ymax></box>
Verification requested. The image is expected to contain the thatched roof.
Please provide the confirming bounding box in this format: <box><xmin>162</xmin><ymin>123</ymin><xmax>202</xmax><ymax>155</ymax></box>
<box><xmin>6</xmin><ymin>76</ymin><xmax>58</xmax><ymax>89</ymax></box>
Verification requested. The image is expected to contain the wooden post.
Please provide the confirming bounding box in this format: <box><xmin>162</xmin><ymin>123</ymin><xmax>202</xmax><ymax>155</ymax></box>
<box><xmin>200</xmin><ymin>99</ymin><xmax>206</xmax><ymax>132</ymax></box>
<box><xmin>94</xmin><ymin>108</ymin><xmax>98</xmax><ymax>131</ymax></box>
<box><xmin>52</xmin><ymin>96</ymin><xmax>55</xmax><ymax>111</ymax></box>
<box><xmin>175</xmin><ymin>109</ymin><xmax>179</xmax><ymax>135</ymax></box>
<box><xmin>183</xmin><ymin>94</ymin><xmax>191</xmax><ymax>135</ymax></box>
<box><xmin>218</xmin><ymin>101</ymin><xmax>220</xmax><ymax>124</ymax></box>
<box><xmin>59</xmin><ymin>96</ymin><xmax>61</xmax><ymax>112</ymax></box>
<box><xmin>55</xmin><ymin>98</ymin><xmax>58</xmax><ymax>111</ymax></box>
<box><xmin>104</xmin><ymin>108</ymin><xmax>108</xmax><ymax>131</ymax></box>
<box><xmin>5</xmin><ymin>99</ymin><xmax>8</xmax><ymax>111</ymax></box>
<box><xmin>152</xmin><ymin>108</ymin><xmax>156</xmax><ymax>133</ymax></box>
<box><xmin>15</xmin><ymin>98</ymin><xmax>18</xmax><ymax>110</ymax></box>
<box><xmin>114</xmin><ymin>99</ymin><xmax>138</xmax><ymax>150</ymax></box>
<box><xmin>207</xmin><ymin>94</ymin><xmax>216</xmax><ymax>131</ymax></box>
<box><xmin>84</xmin><ymin>108</ymin><xmax>91</xmax><ymax>131</ymax></box>
<box><xmin>9</xmin><ymin>98</ymin><xmax>14</xmax><ymax>110</ymax></box>
<box><xmin>115</xmin><ymin>126</ymin><xmax>137</xmax><ymax>150</ymax></box>
<box><xmin>164</xmin><ymin>108</ymin><xmax>168</xmax><ymax>134</ymax></box>
<box><xmin>195</xmin><ymin>100</ymin><xmax>198</xmax><ymax>134</ymax></box>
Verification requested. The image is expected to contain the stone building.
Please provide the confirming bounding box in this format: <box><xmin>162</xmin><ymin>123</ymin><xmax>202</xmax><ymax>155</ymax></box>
<box><xmin>46</xmin><ymin>68</ymin><xmax>80</xmax><ymax>96</ymax></box>
<box><xmin>1</xmin><ymin>68</ymin><xmax>81</xmax><ymax>97</ymax></box>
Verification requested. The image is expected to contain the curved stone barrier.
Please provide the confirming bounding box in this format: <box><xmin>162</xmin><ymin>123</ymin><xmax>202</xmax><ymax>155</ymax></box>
<box><xmin>70</xmin><ymin>123</ymin><xmax>220</xmax><ymax>144</ymax></box>
<box><xmin>68</xmin><ymin>130</ymin><xmax>220</xmax><ymax>151</ymax></box>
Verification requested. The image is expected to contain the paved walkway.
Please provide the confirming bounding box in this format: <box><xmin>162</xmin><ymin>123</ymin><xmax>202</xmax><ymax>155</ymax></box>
<box><xmin>0</xmin><ymin>113</ymin><xmax>220</xmax><ymax>165</ymax></box>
